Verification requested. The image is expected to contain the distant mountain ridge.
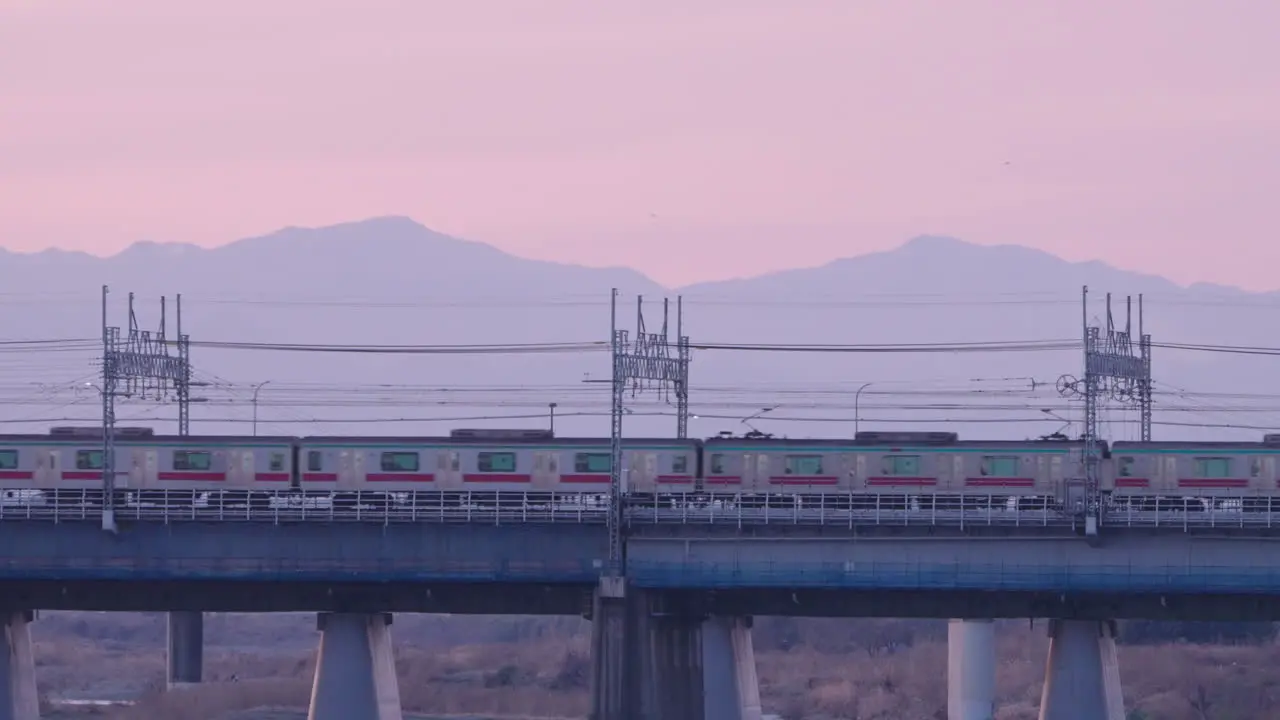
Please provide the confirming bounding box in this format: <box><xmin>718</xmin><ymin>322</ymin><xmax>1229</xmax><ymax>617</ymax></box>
<box><xmin>0</xmin><ymin>217</ymin><xmax>1276</xmax><ymax>442</ymax></box>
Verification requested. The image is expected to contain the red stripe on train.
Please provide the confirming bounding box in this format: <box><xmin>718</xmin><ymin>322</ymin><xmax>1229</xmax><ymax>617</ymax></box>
<box><xmin>61</xmin><ymin>471</ymin><xmax>104</xmax><ymax>480</ymax></box>
<box><xmin>965</xmin><ymin>477</ymin><xmax>1036</xmax><ymax>488</ymax></box>
<box><xmin>867</xmin><ymin>477</ymin><xmax>937</xmax><ymax>486</ymax></box>
<box><xmin>560</xmin><ymin>474</ymin><xmax>610</xmax><ymax>484</ymax></box>
<box><xmin>1179</xmin><ymin>478</ymin><xmax>1249</xmax><ymax>488</ymax></box>
<box><xmin>657</xmin><ymin>474</ymin><xmax>695</xmax><ymax>484</ymax></box>
<box><xmin>302</xmin><ymin>473</ymin><xmax>339</xmax><ymax>483</ymax></box>
<box><xmin>463</xmin><ymin>473</ymin><xmax>532</xmax><ymax>483</ymax></box>
<box><xmin>705</xmin><ymin>476</ymin><xmax>742</xmax><ymax>485</ymax></box>
<box><xmin>0</xmin><ymin>470</ymin><xmax>34</xmax><ymax>480</ymax></box>
<box><xmin>254</xmin><ymin>472</ymin><xmax>291</xmax><ymax>482</ymax></box>
<box><xmin>770</xmin><ymin>476</ymin><xmax>840</xmax><ymax>485</ymax></box>
<box><xmin>159</xmin><ymin>472</ymin><xmax>226</xmax><ymax>482</ymax></box>
<box><xmin>1115</xmin><ymin>477</ymin><xmax>1150</xmax><ymax>488</ymax></box>
<box><xmin>366</xmin><ymin>473</ymin><xmax>435</xmax><ymax>482</ymax></box>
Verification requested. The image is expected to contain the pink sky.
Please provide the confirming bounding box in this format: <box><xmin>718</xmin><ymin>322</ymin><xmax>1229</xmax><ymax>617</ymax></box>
<box><xmin>3</xmin><ymin>1</ymin><xmax>1277</xmax><ymax>289</ymax></box>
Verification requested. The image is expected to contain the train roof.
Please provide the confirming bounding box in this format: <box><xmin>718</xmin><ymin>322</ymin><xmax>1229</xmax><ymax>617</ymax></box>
<box><xmin>0</xmin><ymin>433</ymin><xmax>296</xmax><ymax>444</ymax></box>
<box><xmin>1112</xmin><ymin>440</ymin><xmax>1280</xmax><ymax>450</ymax></box>
<box><xmin>297</xmin><ymin>435</ymin><xmax>700</xmax><ymax>446</ymax></box>
<box><xmin>703</xmin><ymin>432</ymin><xmax>1089</xmax><ymax>448</ymax></box>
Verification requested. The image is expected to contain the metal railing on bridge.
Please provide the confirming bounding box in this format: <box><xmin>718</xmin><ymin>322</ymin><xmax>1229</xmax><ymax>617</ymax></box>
<box><xmin>624</xmin><ymin>492</ymin><xmax>1280</xmax><ymax>531</ymax></box>
<box><xmin>0</xmin><ymin>489</ymin><xmax>609</xmax><ymax>525</ymax></box>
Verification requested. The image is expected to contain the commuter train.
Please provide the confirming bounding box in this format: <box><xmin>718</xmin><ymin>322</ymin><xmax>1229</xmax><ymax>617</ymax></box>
<box><xmin>2</xmin><ymin>427</ymin><xmax>1279</xmax><ymax>513</ymax></box>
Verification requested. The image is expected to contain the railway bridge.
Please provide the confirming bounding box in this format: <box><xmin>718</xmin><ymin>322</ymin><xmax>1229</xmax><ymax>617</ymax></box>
<box><xmin>4</xmin><ymin>492</ymin><xmax>1280</xmax><ymax>719</ymax></box>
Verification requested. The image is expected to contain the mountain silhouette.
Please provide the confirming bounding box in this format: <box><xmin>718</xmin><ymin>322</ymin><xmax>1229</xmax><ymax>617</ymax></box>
<box><xmin>0</xmin><ymin>217</ymin><xmax>1275</xmax><ymax>442</ymax></box>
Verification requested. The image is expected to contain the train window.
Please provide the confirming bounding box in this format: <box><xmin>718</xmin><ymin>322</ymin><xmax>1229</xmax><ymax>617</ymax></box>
<box><xmin>883</xmin><ymin>455</ymin><xmax>921</xmax><ymax>476</ymax></box>
<box><xmin>381</xmin><ymin>452</ymin><xmax>419</xmax><ymax>472</ymax></box>
<box><xmin>0</xmin><ymin>450</ymin><xmax>16</xmax><ymax>469</ymax></box>
<box><xmin>1194</xmin><ymin>457</ymin><xmax>1232</xmax><ymax>478</ymax></box>
<box><xmin>307</xmin><ymin>451</ymin><xmax>323</xmax><ymax>472</ymax></box>
<box><xmin>173</xmin><ymin>451</ymin><xmax>212</xmax><ymax>471</ymax></box>
<box><xmin>1251</xmin><ymin>458</ymin><xmax>1263</xmax><ymax>478</ymax></box>
<box><xmin>709</xmin><ymin>453</ymin><xmax>726</xmax><ymax>474</ymax></box>
<box><xmin>1118</xmin><ymin>457</ymin><xmax>1134</xmax><ymax>477</ymax></box>
<box><xmin>478</xmin><ymin>452</ymin><xmax>517</xmax><ymax>473</ymax></box>
<box><xmin>672</xmin><ymin>455</ymin><xmax>689</xmax><ymax>474</ymax></box>
<box><xmin>980</xmin><ymin>456</ymin><xmax>1019</xmax><ymax>477</ymax></box>
<box><xmin>269</xmin><ymin>453</ymin><xmax>285</xmax><ymax>472</ymax></box>
<box><xmin>574</xmin><ymin>452</ymin><xmax>612</xmax><ymax>473</ymax></box>
<box><xmin>785</xmin><ymin>455</ymin><xmax>824</xmax><ymax>475</ymax></box>
<box><xmin>76</xmin><ymin>450</ymin><xmax>104</xmax><ymax>470</ymax></box>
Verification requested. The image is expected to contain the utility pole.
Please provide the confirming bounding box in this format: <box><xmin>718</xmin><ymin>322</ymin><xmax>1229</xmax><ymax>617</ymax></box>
<box><xmin>607</xmin><ymin>289</ymin><xmax>692</xmax><ymax>576</ymax></box>
<box><xmin>1057</xmin><ymin>287</ymin><xmax>1153</xmax><ymax>538</ymax></box>
<box><xmin>252</xmin><ymin>380</ymin><xmax>272</xmax><ymax>436</ymax></box>
<box><xmin>100</xmin><ymin>288</ymin><xmax>193</xmax><ymax>532</ymax></box>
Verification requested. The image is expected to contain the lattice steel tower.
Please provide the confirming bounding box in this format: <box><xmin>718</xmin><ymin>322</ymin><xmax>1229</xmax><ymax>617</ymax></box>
<box><xmin>99</xmin><ymin>286</ymin><xmax>193</xmax><ymax>532</ymax></box>
<box><xmin>1057</xmin><ymin>286</ymin><xmax>1152</xmax><ymax>536</ymax></box>
<box><xmin>606</xmin><ymin>289</ymin><xmax>691</xmax><ymax>574</ymax></box>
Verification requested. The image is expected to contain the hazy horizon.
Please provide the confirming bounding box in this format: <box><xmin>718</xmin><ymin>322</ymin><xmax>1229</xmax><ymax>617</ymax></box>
<box><xmin>4</xmin><ymin>1</ymin><xmax>1279</xmax><ymax>290</ymax></box>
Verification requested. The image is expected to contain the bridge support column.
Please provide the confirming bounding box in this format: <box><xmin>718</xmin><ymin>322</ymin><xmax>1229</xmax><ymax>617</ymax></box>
<box><xmin>167</xmin><ymin>611</ymin><xmax>203</xmax><ymax>690</ymax></box>
<box><xmin>648</xmin><ymin>610</ymin><xmax>703</xmax><ymax>720</ymax></box>
<box><xmin>702</xmin><ymin>616</ymin><xmax>762</xmax><ymax>720</ymax></box>
<box><xmin>948</xmin><ymin>619</ymin><xmax>995</xmax><ymax>720</ymax></box>
<box><xmin>590</xmin><ymin>577</ymin><xmax>632</xmax><ymax>720</ymax></box>
<box><xmin>0</xmin><ymin>611</ymin><xmax>38</xmax><ymax>720</ymax></box>
<box><xmin>1038</xmin><ymin>620</ymin><xmax>1124</xmax><ymax>720</ymax></box>
<box><xmin>307</xmin><ymin>613</ymin><xmax>402</xmax><ymax>720</ymax></box>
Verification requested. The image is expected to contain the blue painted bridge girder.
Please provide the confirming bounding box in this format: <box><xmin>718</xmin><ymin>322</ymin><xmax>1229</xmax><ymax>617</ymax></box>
<box><xmin>0</xmin><ymin>521</ymin><xmax>606</xmax><ymax>585</ymax></box>
<box><xmin>626</xmin><ymin>532</ymin><xmax>1280</xmax><ymax>595</ymax></box>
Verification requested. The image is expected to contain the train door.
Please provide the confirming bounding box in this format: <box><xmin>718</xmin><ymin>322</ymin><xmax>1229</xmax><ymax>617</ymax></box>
<box><xmin>341</xmin><ymin>450</ymin><xmax>360</xmax><ymax>490</ymax></box>
<box><xmin>1266</xmin><ymin>456</ymin><xmax>1278</xmax><ymax>490</ymax></box>
<box><xmin>531</xmin><ymin>452</ymin><xmax>553</xmax><ymax>490</ymax></box>
<box><xmin>853</xmin><ymin>455</ymin><xmax>867</xmax><ymax>491</ymax></box>
<box><xmin>1162</xmin><ymin>456</ymin><xmax>1178</xmax><ymax>493</ymax></box>
<box><xmin>143</xmin><ymin>449</ymin><xmax>158</xmax><ymax>489</ymax></box>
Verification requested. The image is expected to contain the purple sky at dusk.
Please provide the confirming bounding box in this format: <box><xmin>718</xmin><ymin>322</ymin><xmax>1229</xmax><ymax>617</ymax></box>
<box><xmin>3</xmin><ymin>1</ymin><xmax>1277</xmax><ymax>289</ymax></box>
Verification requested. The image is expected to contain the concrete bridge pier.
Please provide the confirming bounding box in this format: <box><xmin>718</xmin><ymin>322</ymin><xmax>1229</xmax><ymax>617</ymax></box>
<box><xmin>948</xmin><ymin>619</ymin><xmax>996</xmax><ymax>720</ymax></box>
<box><xmin>589</xmin><ymin>577</ymin><xmax>632</xmax><ymax>720</ymax></box>
<box><xmin>1038</xmin><ymin>620</ymin><xmax>1125</xmax><ymax>720</ymax></box>
<box><xmin>307</xmin><ymin>613</ymin><xmax>402</xmax><ymax>720</ymax></box>
<box><xmin>0</xmin><ymin>611</ymin><xmax>38</xmax><ymax>720</ymax></box>
<box><xmin>702</xmin><ymin>616</ymin><xmax>762</xmax><ymax>720</ymax></box>
<box><xmin>166</xmin><ymin>611</ymin><xmax>203</xmax><ymax>689</ymax></box>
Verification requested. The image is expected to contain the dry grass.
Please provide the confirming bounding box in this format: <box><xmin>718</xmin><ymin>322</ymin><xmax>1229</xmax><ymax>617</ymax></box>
<box><xmin>30</xmin><ymin>614</ymin><xmax>1280</xmax><ymax>720</ymax></box>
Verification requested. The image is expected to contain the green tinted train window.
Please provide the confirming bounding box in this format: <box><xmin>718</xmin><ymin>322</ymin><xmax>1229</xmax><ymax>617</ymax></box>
<box><xmin>76</xmin><ymin>450</ymin><xmax>104</xmax><ymax>470</ymax></box>
<box><xmin>883</xmin><ymin>455</ymin><xmax>920</xmax><ymax>476</ymax></box>
<box><xmin>982</xmin><ymin>456</ymin><xmax>1019</xmax><ymax>477</ymax></box>
<box><xmin>381</xmin><ymin>452</ymin><xmax>419</xmax><ymax>472</ymax></box>
<box><xmin>672</xmin><ymin>455</ymin><xmax>689</xmax><ymax>474</ymax></box>
<box><xmin>478</xmin><ymin>452</ymin><xmax>516</xmax><ymax>473</ymax></box>
<box><xmin>174</xmin><ymin>451</ymin><xmax>212</xmax><ymax>471</ymax></box>
<box><xmin>1195</xmin><ymin>457</ymin><xmax>1231</xmax><ymax>478</ymax></box>
<box><xmin>710</xmin><ymin>453</ymin><xmax>726</xmax><ymax>474</ymax></box>
<box><xmin>0</xmin><ymin>450</ymin><xmax>16</xmax><ymax>469</ymax></box>
<box><xmin>307</xmin><ymin>451</ymin><xmax>323</xmax><ymax>472</ymax></box>
<box><xmin>785</xmin><ymin>455</ymin><xmax>824</xmax><ymax>475</ymax></box>
<box><xmin>574</xmin><ymin>453</ymin><xmax>611</xmax><ymax>473</ymax></box>
<box><xmin>269</xmin><ymin>452</ymin><xmax>285</xmax><ymax>472</ymax></box>
<box><xmin>1118</xmin><ymin>457</ymin><xmax>1134</xmax><ymax>477</ymax></box>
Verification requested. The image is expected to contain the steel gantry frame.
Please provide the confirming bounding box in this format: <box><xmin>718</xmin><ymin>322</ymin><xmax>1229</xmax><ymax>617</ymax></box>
<box><xmin>1058</xmin><ymin>286</ymin><xmax>1152</xmax><ymax>536</ymax></box>
<box><xmin>607</xmin><ymin>289</ymin><xmax>691</xmax><ymax>573</ymax></box>
<box><xmin>99</xmin><ymin>287</ymin><xmax>193</xmax><ymax>532</ymax></box>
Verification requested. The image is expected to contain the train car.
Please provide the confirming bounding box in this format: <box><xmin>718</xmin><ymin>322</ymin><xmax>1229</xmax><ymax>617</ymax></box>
<box><xmin>296</xmin><ymin>429</ymin><xmax>701</xmax><ymax>509</ymax></box>
<box><xmin>0</xmin><ymin>427</ymin><xmax>152</xmax><ymax>496</ymax></box>
<box><xmin>1108</xmin><ymin>437</ymin><xmax>1280</xmax><ymax>512</ymax></box>
<box><xmin>700</xmin><ymin>431</ymin><xmax>1093</xmax><ymax>513</ymax></box>
<box><xmin>0</xmin><ymin>428</ymin><xmax>297</xmax><ymax>509</ymax></box>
